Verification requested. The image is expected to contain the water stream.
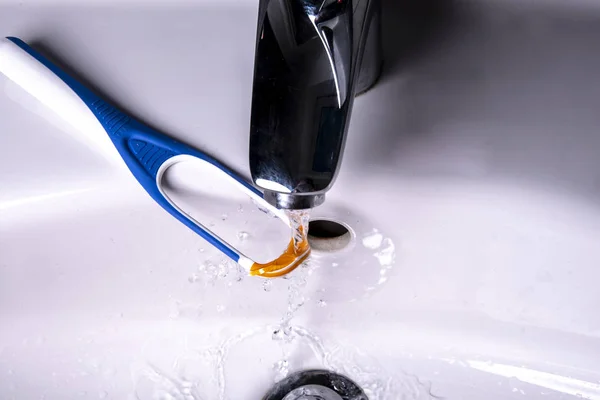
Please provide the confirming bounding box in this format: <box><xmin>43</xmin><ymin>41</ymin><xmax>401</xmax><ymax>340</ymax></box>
<box><xmin>132</xmin><ymin>204</ymin><xmax>427</xmax><ymax>399</ymax></box>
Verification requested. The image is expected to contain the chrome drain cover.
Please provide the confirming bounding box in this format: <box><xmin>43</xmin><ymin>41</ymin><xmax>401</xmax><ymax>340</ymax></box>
<box><xmin>263</xmin><ymin>370</ymin><xmax>368</xmax><ymax>400</ymax></box>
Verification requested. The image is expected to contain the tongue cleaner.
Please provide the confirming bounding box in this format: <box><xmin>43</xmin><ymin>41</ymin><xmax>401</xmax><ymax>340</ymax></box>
<box><xmin>0</xmin><ymin>37</ymin><xmax>310</xmax><ymax>277</ymax></box>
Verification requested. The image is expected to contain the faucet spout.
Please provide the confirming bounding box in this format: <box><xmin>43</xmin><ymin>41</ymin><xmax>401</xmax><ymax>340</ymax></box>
<box><xmin>249</xmin><ymin>0</ymin><xmax>382</xmax><ymax>210</ymax></box>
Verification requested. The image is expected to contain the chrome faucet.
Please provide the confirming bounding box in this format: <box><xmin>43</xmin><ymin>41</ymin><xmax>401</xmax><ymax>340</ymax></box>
<box><xmin>249</xmin><ymin>0</ymin><xmax>383</xmax><ymax>210</ymax></box>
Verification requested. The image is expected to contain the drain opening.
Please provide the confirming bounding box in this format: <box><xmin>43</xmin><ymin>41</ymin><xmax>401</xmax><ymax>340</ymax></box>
<box><xmin>307</xmin><ymin>219</ymin><xmax>351</xmax><ymax>252</ymax></box>
<box><xmin>264</xmin><ymin>369</ymin><xmax>368</xmax><ymax>400</ymax></box>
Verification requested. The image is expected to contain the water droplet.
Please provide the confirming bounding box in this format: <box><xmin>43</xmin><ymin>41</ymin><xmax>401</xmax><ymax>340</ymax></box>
<box><xmin>272</xmin><ymin>325</ymin><xmax>294</xmax><ymax>344</ymax></box>
<box><xmin>331</xmin><ymin>262</ymin><xmax>339</xmax><ymax>267</ymax></box>
<box><xmin>188</xmin><ymin>274</ymin><xmax>199</xmax><ymax>283</ymax></box>
<box><xmin>216</xmin><ymin>304</ymin><xmax>226</xmax><ymax>313</ymax></box>
<box><xmin>362</xmin><ymin>229</ymin><xmax>383</xmax><ymax>249</ymax></box>
<box><xmin>238</xmin><ymin>204</ymin><xmax>244</xmax><ymax>213</ymax></box>
<box><xmin>199</xmin><ymin>260</ymin><xmax>220</xmax><ymax>285</ymax></box>
<box><xmin>209</xmin><ymin>222</ymin><xmax>215</xmax><ymax>227</ymax></box>
<box><xmin>272</xmin><ymin>329</ymin><xmax>283</xmax><ymax>341</ymax></box>
<box><xmin>263</xmin><ymin>280</ymin><xmax>273</xmax><ymax>292</ymax></box>
<box><xmin>199</xmin><ymin>248</ymin><xmax>205</xmax><ymax>253</ymax></box>
<box><xmin>273</xmin><ymin>359</ymin><xmax>289</xmax><ymax>382</ymax></box>
<box><xmin>374</xmin><ymin>238</ymin><xmax>395</xmax><ymax>266</ymax></box>
<box><xmin>221</xmin><ymin>213</ymin><xmax>228</xmax><ymax>221</ymax></box>
<box><xmin>237</xmin><ymin>231</ymin><xmax>250</xmax><ymax>241</ymax></box>
<box><xmin>318</xmin><ymin>300</ymin><xmax>327</xmax><ymax>307</ymax></box>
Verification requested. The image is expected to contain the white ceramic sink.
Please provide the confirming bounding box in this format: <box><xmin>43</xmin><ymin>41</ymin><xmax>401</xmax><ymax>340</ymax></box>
<box><xmin>2</xmin><ymin>0</ymin><xmax>600</xmax><ymax>399</ymax></box>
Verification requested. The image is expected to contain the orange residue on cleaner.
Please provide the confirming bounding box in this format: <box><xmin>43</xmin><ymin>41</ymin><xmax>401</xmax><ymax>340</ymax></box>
<box><xmin>249</xmin><ymin>210</ymin><xmax>311</xmax><ymax>278</ymax></box>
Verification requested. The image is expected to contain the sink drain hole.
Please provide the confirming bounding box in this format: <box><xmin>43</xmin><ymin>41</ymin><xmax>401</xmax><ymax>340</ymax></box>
<box><xmin>264</xmin><ymin>369</ymin><xmax>368</xmax><ymax>400</ymax></box>
<box><xmin>307</xmin><ymin>219</ymin><xmax>352</xmax><ymax>252</ymax></box>
<box><xmin>308</xmin><ymin>220</ymin><xmax>349</xmax><ymax>238</ymax></box>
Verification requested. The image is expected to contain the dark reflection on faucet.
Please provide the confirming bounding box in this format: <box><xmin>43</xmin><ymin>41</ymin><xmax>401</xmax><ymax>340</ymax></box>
<box><xmin>249</xmin><ymin>0</ymin><xmax>382</xmax><ymax>209</ymax></box>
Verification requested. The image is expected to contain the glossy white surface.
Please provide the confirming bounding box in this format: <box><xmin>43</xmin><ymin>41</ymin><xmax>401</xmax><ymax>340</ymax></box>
<box><xmin>2</xmin><ymin>1</ymin><xmax>600</xmax><ymax>399</ymax></box>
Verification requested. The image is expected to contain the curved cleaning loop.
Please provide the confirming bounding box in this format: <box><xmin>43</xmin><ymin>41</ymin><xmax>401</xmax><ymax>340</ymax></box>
<box><xmin>155</xmin><ymin>155</ymin><xmax>312</xmax><ymax>278</ymax></box>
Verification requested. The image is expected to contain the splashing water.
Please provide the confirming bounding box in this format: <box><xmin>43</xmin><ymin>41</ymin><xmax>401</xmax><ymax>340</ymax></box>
<box><xmin>135</xmin><ymin>204</ymin><xmax>411</xmax><ymax>399</ymax></box>
<box><xmin>270</xmin><ymin>251</ymin><xmax>314</xmax><ymax>382</ymax></box>
<box><xmin>362</xmin><ymin>229</ymin><xmax>384</xmax><ymax>250</ymax></box>
<box><xmin>195</xmin><ymin>257</ymin><xmax>244</xmax><ymax>287</ymax></box>
<box><xmin>135</xmin><ymin>324</ymin><xmax>433</xmax><ymax>400</ymax></box>
<box><xmin>237</xmin><ymin>231</ymin><xmax>250</xmax><ymax>241</ymax></box>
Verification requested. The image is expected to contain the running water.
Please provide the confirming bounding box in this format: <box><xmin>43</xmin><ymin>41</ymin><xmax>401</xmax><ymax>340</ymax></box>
<box><xmin>287</xmin><ymin>210</ymin><xmax>310</xmax><ymax>255</ymax></box>
<box><xmin>282</xmin><ymin>209</ymin><xmax>312</xmax><ymax>329</ymax></box>
<box><xmin>135</xmin><ymin>323</ymin><xmax>433</xmax><ymax>400</ymax></box>
<box><xmin>270</xmin><ymin>262</ymin><xmax>312</xmax><ymax>382</ymax></box>
<box><xmin>133</xmin><ymin>205</ymin><xmax>420</xmax><ymax>399</ymax></box>
<box><xmin>270</xmin><ymin>210</ymin><xmax>312</xmax><ymax>382</ymax></box>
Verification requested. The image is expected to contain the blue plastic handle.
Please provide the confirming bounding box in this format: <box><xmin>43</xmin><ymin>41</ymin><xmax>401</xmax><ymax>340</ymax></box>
<box><xmin>7</xmin><ymin>37</ymin><xmax>262</xmax><ymax>263</ymax></box>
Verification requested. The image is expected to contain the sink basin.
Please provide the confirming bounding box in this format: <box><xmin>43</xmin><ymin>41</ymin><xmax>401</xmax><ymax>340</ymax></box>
<box><xmin>2</xmin><ymin>0</ymin><xmax>600</xmax><ymax>399</ymax></box>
